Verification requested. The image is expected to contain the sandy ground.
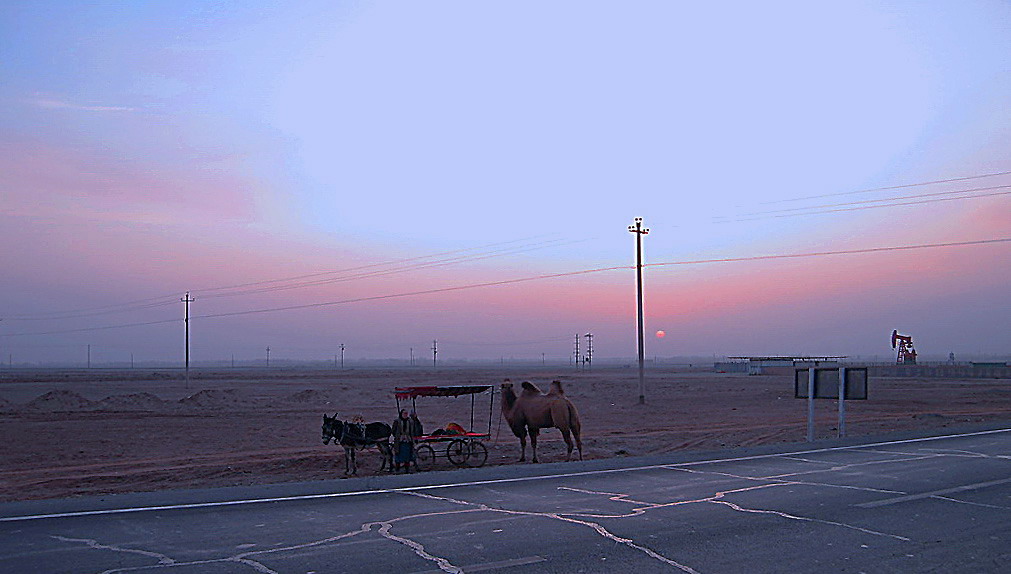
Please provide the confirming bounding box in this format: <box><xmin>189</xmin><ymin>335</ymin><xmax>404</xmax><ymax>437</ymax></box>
<box><xmin>1</xmin><ymin>367</ymin><xmax>1009</xmax><ymax>502</ymax></box>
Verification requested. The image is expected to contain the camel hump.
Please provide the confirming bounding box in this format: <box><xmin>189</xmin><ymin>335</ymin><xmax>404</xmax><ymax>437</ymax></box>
<box><xmin>520</xmin><ymin>381</ymin><xmax>542</xmax><ymax>395</ymax></box>
<box><xmin>548</xmin><ymin>380</ymin><xmax>564</xmax><ymax>395</ymax></box>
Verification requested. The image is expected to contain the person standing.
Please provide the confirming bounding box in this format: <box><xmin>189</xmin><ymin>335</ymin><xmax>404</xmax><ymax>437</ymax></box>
<box><xmin>392</xmin><ymin>409</ymin><xmax>421</xmax><ymax>473</ymax></box>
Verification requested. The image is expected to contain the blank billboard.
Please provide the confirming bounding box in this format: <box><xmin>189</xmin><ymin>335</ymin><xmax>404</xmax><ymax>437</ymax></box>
<box><xmin>794</xmin><ymin>368</ymin><xmax>868</xmax><ymax>400</ymax></box>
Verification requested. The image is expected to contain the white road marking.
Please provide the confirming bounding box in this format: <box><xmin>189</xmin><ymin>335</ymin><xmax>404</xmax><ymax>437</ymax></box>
<box><xmin>3</xmin><ymin>427</ymin><xmax>1008</xmax><ymax>523</ymax></box>
<box><xmin>857</xmin><ymin>477</ymin><xmax>1011</xmax><ymax>508</ymax></box>
<box><xmin>49</xmin><ymin>535</ymin><xmax>175</xmax><ymax>566</ymax></box>
<box><xmin>404</xmin><ymin>491</ymin><xmax>701</xmax><ymax>573</ymax></box>
<box><xmin>411</xmin><ymin>555</ymin><xmax>546</xmax><ymax>574</ymax></box>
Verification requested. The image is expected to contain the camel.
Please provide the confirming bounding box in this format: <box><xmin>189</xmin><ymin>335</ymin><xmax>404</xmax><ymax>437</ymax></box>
<box><xmin>500</xmin><ymin>379</ymin><xmax>582</xmax><ymax>463</ymax></box>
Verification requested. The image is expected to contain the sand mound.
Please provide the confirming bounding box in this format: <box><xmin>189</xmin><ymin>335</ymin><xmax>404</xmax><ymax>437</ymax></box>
<box><xmin>26</xmin><ymin>390</ymin><xmax>95</xmax><ymax>411</ymax></box>
<box><xmin>96</xmin><ymin>392</ymin><xmax>167</xmax><ymax>411</ymax></box>
<box><xmin>179</xmin><ymin>389</ymin><xmax>244</xmax><ymax>408</ymax></box>
<box><xmin>286</xmin><ymin>389</ymin><xmax>331</xmax><ymax>403</ymax></box>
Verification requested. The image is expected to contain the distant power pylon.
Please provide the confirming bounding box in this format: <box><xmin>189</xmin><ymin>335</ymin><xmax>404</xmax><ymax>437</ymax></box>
<box><xmin>265</xmin><ymin>346</ymin><xmax>271</xmax><ymax>368</ymax></box>
<box><xmin>340</xmin><ymin>343</ymin><xmax>345</xmax><ymax>369</ymax></box>
<box><xmin>584</xmin><ymin>333</ymin><xmax>593</xmax><ymax>369</ymax></box>
<box><xmin>573</xmin><ymin>334</ymin><xmax>580</xmax><ymax>369</ymax></box>
<box><xmin>432</xmin><ymin>340</ymin><xmax>438</xmax><ymax>368</ymax></box>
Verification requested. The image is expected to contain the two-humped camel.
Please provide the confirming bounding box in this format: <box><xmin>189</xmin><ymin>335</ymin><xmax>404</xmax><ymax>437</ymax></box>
<box><xmin>501</xmin><ymin>379</ymin><xmax>582</xmax><ymax>463</ymax></box>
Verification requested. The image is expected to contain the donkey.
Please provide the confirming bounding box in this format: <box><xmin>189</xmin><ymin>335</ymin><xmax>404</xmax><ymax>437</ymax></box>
<box><xmin>321</xmin><ymin>413</ymin><xmax>393</xmax><ymax>475</ymax></box>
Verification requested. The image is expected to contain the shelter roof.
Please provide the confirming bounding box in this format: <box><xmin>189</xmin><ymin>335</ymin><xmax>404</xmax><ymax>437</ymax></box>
<box><xmin>394</xmin><ymin>385</ymin><xmax>491</xmax><ymax>399</ymax></box>
<box><xmin>727</xmin><ymin>356</ymin><xmax>848</xmax><ymax>361</ymax></box>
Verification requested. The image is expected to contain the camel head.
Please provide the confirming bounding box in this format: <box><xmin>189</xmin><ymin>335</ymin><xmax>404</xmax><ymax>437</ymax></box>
<box><xmin>500</xmin><ymin>380</ymin><xmax>517</xmax><ymax>411</ymax></box>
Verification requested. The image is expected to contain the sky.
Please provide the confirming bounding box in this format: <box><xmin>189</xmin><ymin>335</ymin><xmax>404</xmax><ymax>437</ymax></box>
<box><xmin>1</xmin><ymin>1</ymin><xmax>1010</xmax><ymax>365</ymax></box>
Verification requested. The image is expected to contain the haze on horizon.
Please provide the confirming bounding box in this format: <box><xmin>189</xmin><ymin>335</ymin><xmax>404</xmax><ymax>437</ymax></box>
<box><xmin>2</xmin><ymin>1</ymin><xmax>1009</xmax><ymax>366</ymax></box>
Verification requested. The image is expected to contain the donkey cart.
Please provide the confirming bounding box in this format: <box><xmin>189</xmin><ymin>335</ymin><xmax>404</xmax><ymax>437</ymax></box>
<box><xmin>394</xmin><ymin>385</ymin><xmax>494</xmax><ymax>470</ymax></box>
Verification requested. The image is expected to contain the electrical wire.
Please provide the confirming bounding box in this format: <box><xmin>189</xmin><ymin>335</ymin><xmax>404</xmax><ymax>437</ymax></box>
<box><xmin>759</xmin><ymin>169</ymin><xmax>1011</xmax><ymax>205</ymax></box>
<box><xmin>718</xmin><ymin>189</ymin><xmax>1011</xmax><ymax>223</ymax></box>
<box><xmin>5</xmin><ymin>236</ymin><xmax>1006</xmax><ymax>337</ymax></box>
<box><xmin>737</xmin><ymin>183</ymin><xmax>1011</xmax><ymax>217</ymax></box>
<box><xmin>0</xmin><ymin>235</ymin><xmax>573</xmax><ymax>321</ymax></box>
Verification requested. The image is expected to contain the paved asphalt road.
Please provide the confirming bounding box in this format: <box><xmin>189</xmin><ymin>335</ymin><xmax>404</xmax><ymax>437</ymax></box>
<box><xmin>2</xmin><ymin>427</ymin><xmax>1010</xmax><ymax>573</ymax></box>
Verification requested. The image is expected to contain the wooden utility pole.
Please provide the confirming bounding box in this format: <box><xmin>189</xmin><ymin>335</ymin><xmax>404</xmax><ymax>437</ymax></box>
<box><xmin>432</xmin><ymin>340</ymin><xmax>438</xmax><ymax>368</ymax></box>
<box><xmin>181</xmin><ymin>292</ymin><xmax>194</xmax><ymax>387</ymax></box>
<box><xmin>628</xmin><ymin>217</ymin><xmax>649</xmax><ymax>404</ymax></box>
<box><xmin>340</xmin><ymin>343</ymin><xmax>345</xmax><ymax>369</ymax></box>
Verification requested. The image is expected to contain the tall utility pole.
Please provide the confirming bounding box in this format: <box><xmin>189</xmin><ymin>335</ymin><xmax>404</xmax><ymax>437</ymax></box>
<box><xmin>265</xmin><ymin>346</ymin><xmax>270</xmax><ymax>367</ymax></box>
<box><xmin>340</xmin><ymin>343</ymin><xmax>345</xmax><ymax>369</ymax></box>
<box><xmin>628</xmin><ymin>217</ymin><xmax>649</xmax><ymax>404</ymax></box>
<box><xmin>573</xmin><ymin>334</ymin><xmax>580</xmax><ymax>369</ymax></box>
<box><xmin>87</xmin><ymin>344</ymin><xmax>91</xmax><ymax>368</ymax></box>
<box><xmin>410</xmin><ymin>347</ymin><xmax>414</xmax><ymax>367</ymax></box>
<box><xmin>432</xmin><ymin>340</ymin><xmax>438</xmax><ymax>368</ymax></box>
<box><xmin>181</xmin><ymin>292</ymin><xmax>195</xmax><ymax>385</ymax></box>
<box><xmin>584</xmin><ymin>333</ymin><xmax>593</xmax><ymax>369</ymax></box>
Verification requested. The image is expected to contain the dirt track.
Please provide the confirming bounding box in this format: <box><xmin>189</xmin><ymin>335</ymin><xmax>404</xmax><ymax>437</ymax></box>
<box><xmin>1</xmin><ymin>367</ymin><xmax>1009</xmax><ymax>502</ymax></box>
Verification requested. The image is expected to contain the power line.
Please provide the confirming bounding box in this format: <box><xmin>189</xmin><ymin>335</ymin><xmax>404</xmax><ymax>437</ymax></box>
<box><xmin>759</xmin><ymin>169</ymin><xmax>1011</xmax><ymax>205</ymax></box>
<box><xmin>739</xmin><ymin>183</ymin><xmax>1011</xmax><ymax>217</ymax></box>
<box><xmin>2</xmin><ymin>237</ymin><xmax>1008</xmax><ymax>338</ymax></box>
<box><xmin>719</xmin><ymin>189</ymin><xmax>1011</xmax><ymax>223</ymax></box>
<box><xmin>0</xmin><ymin>235</ymin><xmax>574</xmax><ymax>321</ymax></box>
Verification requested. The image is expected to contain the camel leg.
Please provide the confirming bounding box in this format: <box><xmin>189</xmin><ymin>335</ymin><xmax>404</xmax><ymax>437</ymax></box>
<box><xmin>560</xmin><ymin>426</ymin><xmax>574</xmax><ymax>461</ymax></box>
<box><xmin>517</xmin><ymin>434</ymin><xmax>527</xmax><ymax>462</ymax></box>
<box><xmin>530</xmin><ymin>429</ymin><xmax>540</xmax><ymax>463</ymax></box>
<box><xmin>573</xmin><ymin>426</ymin><xmax>583</xmax><ymax>461</ymax></box>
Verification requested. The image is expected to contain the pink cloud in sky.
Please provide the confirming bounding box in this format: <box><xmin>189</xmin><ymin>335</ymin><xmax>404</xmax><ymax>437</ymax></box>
<box><xmin>0</xmin><ymin>138</ymin><xmax>256</xmax><ymax>226</ymax></box>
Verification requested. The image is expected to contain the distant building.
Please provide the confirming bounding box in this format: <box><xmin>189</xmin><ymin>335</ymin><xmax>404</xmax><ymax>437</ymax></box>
<box><xmin>727</xmin><ymin>356</ymin><xmax>847</xmax><ymax>376</ymax></box>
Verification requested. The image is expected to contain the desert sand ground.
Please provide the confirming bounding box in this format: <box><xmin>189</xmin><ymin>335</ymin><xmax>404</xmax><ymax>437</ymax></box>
<box><xmin>1</xmin><ymin>367</ymin><xmax>1009</xmax><ymax>502</ymax></box>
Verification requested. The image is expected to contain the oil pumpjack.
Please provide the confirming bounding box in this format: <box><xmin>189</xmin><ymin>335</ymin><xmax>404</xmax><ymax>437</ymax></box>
<box><xmin>891</xmin><ymin>330</ymin><xmax>917</xmax><ymax>364</ymax></box>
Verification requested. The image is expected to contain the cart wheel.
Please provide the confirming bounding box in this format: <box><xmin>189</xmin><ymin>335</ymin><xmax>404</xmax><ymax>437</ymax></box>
<box><xmin>446</xmin><ymin>439</ymin><xmax>469</xmax><ymax>466</ymax></box>
<box><xmin>415</xmin><ymin>444</ymin><xmax>435</xmax><ymax>471</ymax></box>
<box><xmin>465</xmin><ymin>441</ymin><xmax>488</xmax><ymax>467</ymax></box>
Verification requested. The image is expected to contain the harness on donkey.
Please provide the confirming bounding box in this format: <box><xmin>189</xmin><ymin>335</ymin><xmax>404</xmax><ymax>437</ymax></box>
<box><xmin>321</xmin><ymin>413</ymin><xmax>392</xmax><ymax>475</ymax></box>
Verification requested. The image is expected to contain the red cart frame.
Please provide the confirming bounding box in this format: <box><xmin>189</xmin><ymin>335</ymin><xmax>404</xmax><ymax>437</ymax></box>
<box><xmin>394</xmin><ymin>385</ymin><xmax>494</xmax><ymax>469</ymax></box>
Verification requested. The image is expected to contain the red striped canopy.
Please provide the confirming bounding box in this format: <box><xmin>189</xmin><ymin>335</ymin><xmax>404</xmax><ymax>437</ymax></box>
<box><xmin>394</xmin><ymin>385</ymin><xmax>491</xmax><ymax>399</ymax></box>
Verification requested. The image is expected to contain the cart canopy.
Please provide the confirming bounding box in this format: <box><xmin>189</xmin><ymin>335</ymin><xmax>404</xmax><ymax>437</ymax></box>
<box><xmin>395</xmin><ymin>385</ymin><xmax>491</xmax><ymax>399</ymax></box>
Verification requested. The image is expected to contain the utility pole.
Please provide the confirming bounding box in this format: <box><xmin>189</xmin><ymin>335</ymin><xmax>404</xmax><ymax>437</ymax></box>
<box><xmin>87</xmin><ymin>344</ymin><xmax>91</xmax><ymax>368</ymax></box>
<box><xmin>628</xmin><ymin>217</ymin><xmax>649</xmax><ymax>404</ymax></box>
<box><xmin>130</xmin><ymin>353</ymin><xmax>134</xmax><ymax>369</ymax></box>
<box><xmin>265</xmin><ymin>346</ymin><xmax>270</xmax><ymax>367</ymax></box>
<box><xmin>584</xmin><ymin>333</ymin><xmax>593</xmax><ymax>369</ymax></box>
<box><xmin>432</xmin><ymin>340</ymin><xmax>438</xmax><ymax>368</ymax></box>
<box><xmin>181</xmin><ymin>292</ymin><xmax>194</xmax><ymax>387</ymax></box>
<box><xmin>542</xmin><ymin>352</ymin><xmax>545</xmax><ymax>366</ymax></box>
<box><xmin>573</xmin><ymin>334</ymin><xmax>580</xmax><ymax>369</ymax></box>
<box><xmin>340</xmin><ymin>343</ymin><xmax>345</xmax><ymax>369</ymax></box>
<box><xmin>410</xmin><ymin>347</ymin><xmax>414</xmax><ymax>367</ymax></box>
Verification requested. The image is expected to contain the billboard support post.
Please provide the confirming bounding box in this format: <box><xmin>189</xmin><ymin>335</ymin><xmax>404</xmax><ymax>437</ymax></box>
<box><xmin>807</xmin><ymin>367</ymin><xmax>816</xmax><ymax>442</ymax></box>
<box><xmin>838</xmin><ymin>366</ymin><xmax>847</xmax><ymax>438</ymax></box>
